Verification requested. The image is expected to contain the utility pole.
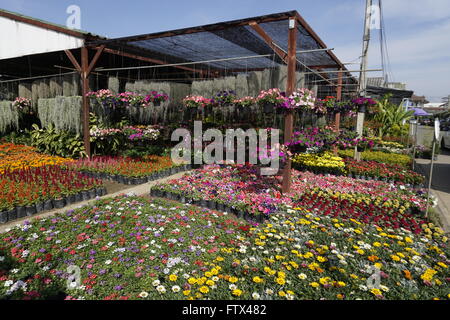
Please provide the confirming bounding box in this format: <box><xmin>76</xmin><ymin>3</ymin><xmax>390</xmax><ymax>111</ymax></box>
<box><xmin>355</xmin><ymin>0</ymin><xmax>372</xmax><ymax>161</ymax></box>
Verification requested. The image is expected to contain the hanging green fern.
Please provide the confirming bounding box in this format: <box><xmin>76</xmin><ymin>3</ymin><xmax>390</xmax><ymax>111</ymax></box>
<box><xmin>0</xmin><ymin>101</ymin><xmax>19</xmax><ymax>133</ymax></box>
<box><xmin>37</xmin><ymin>96</ymin><xmax>82</xmax><ymax>135</ymax></box>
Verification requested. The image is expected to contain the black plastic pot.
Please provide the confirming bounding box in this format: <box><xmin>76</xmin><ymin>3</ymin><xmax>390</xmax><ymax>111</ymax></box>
<box><xmin>35</xmin><ymin>202</ymin><xmax>44</xmax><ymax>213</ymax></box>
<box><xmin>0</xmin><ymin>210</ymin><xmax>8</xmax><ymax>223</ymax></box>
<box><xmin>7</xmin><ymin>208</ymin><xmax>17</xmax><ymax>221</ymax></box>
<box><xmin>95</xmin><ymin>188</ymin><xmax>103</xmax><ymax>197</ymax></box>
<box><xmin>217</xmin><ymin>203</ymin><xmax>225</xmax><ymax>212</ymax></box>
<box><xmin>153</xmin><ymin>101</ymin><xmax>161</xmax><ymax>107</ymax></box>
<box><xmin>357</xmin><ymin>105</ymin><xmax>366</xmax><ymax>113</ymax></box>
<box><xmin>88</xmin><ymin>189</ymin><xmax>96</xmax><ymax>199</ymax></box>
<box><xmin>53</xmin><ymin>198</ymin><xmax>65</xmax><ymax>209</ymax></box>
<box><xmin>66</xmin><ymin>194</ymin><xmax>76</xmax><ymax>205</ymax></box>
<box><xmin>25</xmin><ymin>205</ymin><xmax>36</xmax><ymax>216</ymax></box>
<box><xmin>43</xmin><ymin>199</ymin><xmax>53</xmax><ymax>211</ymax></box>
<box><xmin>207</xmin><ymin>200</ymin><xmax>217</xmax><ymax>210</ymax></box>
<box><xmin>81</xmin><ymin>191</ymin><xmax>90</xmax><ymax>201</ymax></box>
<box><xmin>75</xmin><ymin>192</ymin><xmax>82</xmax><ymax>202</ymax></box>
<box><xmin>262</xmin><ymin>103</ymin><xmax>274</xmax><ymax>113</ymax></box>
<box><xmin>16</xmin><ymin>206</ymin><xmax>26</xmax><ymax>218</ymax></box>
<box><xmin>117</xmin><ymin>176</ymin><xmax>125</xmax><ymax>184</ymax></box>
<box><xmin>200</xmin><ymin>199</ymin><xmax>208</xmax><ymax>208</ymax></box>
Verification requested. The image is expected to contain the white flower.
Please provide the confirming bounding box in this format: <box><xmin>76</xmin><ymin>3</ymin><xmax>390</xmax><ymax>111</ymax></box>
<box><xmin>10</xmin><ymin>269</ymin><xmax>19</xmax><ymax>274</ymax></box>
<box><xmin>252</xmin><ymin>292</ymin><xmax>261</xmax><ymax>300</ymax></box>
<box><xmin>172</xmin><ymin>285</ymin><xmax>181</xmax><ymax>293</ymax></box>
<box><xmin>156</xmin><ymin>285</ymin><xmax>166</xmax><ymax>294</ymax></box>
<box><xmin>105</xmin><ymin>260</ymin><xmax>112</xmax><ymax>265</ymax></box>
<box><xmin>138</xmin><ymin>291</ymin><xmax>149</xmax><ymax>298</ymax></box>
<box><xmin>229</xmin><ymin>284</ymin><xmax>237</xmax><ymax>290</ymax></box>
<box><xmin>380</xmin><ymin>285</ymin><xmax>389</xmax><ymax>292</ymax></box>
<box><xmin>298</xmin><ymin>273</ymin><xmax>307</xmax><ymax>280</ymax></box>
<box><xmin>4</xmin><ymin>280</ymin><xmax>13</xmax><ymax>287</ymax></box>
<box><xmin>152</xmin><ymin>280</ymin><xmax>161</xmax><ymax>287</ymax></box>
<box><xmin>265</xmin><ymin>288</ymin><xmax>274</xmax><ymax>295</ymax></box>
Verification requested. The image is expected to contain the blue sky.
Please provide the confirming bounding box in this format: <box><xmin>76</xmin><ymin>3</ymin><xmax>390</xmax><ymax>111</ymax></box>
<box><xmin>1</xmin><ymin>0</ymin><xmax>449</xmax><ymax>102</ymax></box>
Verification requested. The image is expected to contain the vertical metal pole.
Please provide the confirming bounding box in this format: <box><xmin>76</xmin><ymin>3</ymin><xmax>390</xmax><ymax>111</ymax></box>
<box><xmin>355</xmin><ymin>0</ymin><xmax>372</xmax><ymax>161</ymax></box>
<box><xmin>425</xmin><ymin>139</ymin><xmax>436</xmax><ymax>218</ymax></box>
<box><xmin>359</xmin><ymin>0</ymin><xmax>372</xmax><ymax>97</ymax></box>
<box><xmin>81</xmin><ymin>47</ymin><xmax>91</xmax><ymax>158</ymax></box>
<box><xmin>281</xmin><ymin>17</ymin><xmax>297</xmax><ymax>194</ymax></box>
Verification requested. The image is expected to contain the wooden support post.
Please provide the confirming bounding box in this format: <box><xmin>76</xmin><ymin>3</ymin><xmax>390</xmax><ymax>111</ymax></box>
<box><xmin>81</xmin><ymin>47</ymin><xmax>91</xmax><ymax>158</ymax></box>
<box><xmin>65</xmin><ymin>46</ymin><xmax>105</xmax><ymax>159</ymax></box>
<box><xmin>281</xmin><ymin>17</ymin><xmax>297</xmax><ymax>194</ymax></box>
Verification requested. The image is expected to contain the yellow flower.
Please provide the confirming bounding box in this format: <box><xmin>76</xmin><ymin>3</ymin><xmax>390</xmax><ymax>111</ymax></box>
<box><xmin>278</xmin><ymin>291</ymin><xmax>286</xmax><ymax>297</ymax></box>
<box><xmin>206</xmin><ymin>280</ymin><xmax>215</xmax><ymax>286</ymax></box>
<box><xmin>391</xmin><ymin>255</ymin><xmax>401</xmax><ymax>262</ymax></box>
<box><xmin>370</xmin><ymin>288</ymin><xmax>382</xmax><ymax>296</ymax></box>
<box><xmin>232</xmin><ymin>289</ymin><xmax>243</xmax><ymax>296</ymax></box>
<box><xmin>199</xmin><ymin>286</ymin><xmax>209</xmax><ymax>294</ymax></box>
<box><xmin>275</xmin><ymin>277</ymin><xmax>286</xmax><ymax>285</ymax></box>
<box><xmin>253</xmin><ymin>276</ymin><xmax>264</xmax><ymax>283</ymax></box>
<box><xmin>228</xmin><ymin>276</ymin><xmax>238</xmax><ymax>283</ymax></box>
<box><xmin>309</xmin><ymin>282</ymin><xmax>320</xmax><ymax>288</ymax></box>
<box><xmin>317</xmin><ymin>256</ymin><xmax>327</xmax><ymax>262</ymax></box>
<box><xmin>169</xmin><ymin>274</ymin><xmax>178</xmax><ymax>281</ymax></box>
<box><xmin>188</xmin><ymin>277</ymin><xmax>197</xmax><ymax>285</ymax></box>
<box><xmin>183</xmin><ymin>290</ymin><xmax>191</xmax><ymax>296</ymax></box>
<box><xmin>204</xmin><ymin>272</ymin><xmax>212</xmax><ymax>278</ymax></box>
<box><xmin>216</xmin><ymin>256</ymin><xmax>224</xmax><ymax>262</ymax></box>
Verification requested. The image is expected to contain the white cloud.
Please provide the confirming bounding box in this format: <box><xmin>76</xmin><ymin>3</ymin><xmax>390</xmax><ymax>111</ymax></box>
<box><xmin>332</xmin><ymin>17</ymin><xmax>450</xmax><ymax>101</ymax></box>
<box><xmin>382</xmin><ymin>0</ymin><xmax>450</xmax><ymax>22</ymax></box>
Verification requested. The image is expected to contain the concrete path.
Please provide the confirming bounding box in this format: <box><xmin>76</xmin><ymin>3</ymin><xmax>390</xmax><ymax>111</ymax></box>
<box><xmin>415</xmin><ymin>149</ymin><xmax>450</xmax><ymax>233</ymax></box>
<box><xmin>0</xmin><ymin>170</ymin><xmax>189</xmax><ymax>234</ymax></box>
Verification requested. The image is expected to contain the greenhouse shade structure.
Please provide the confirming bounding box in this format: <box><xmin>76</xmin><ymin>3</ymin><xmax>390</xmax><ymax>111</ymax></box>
<box><xmin>0</xmin><ymin>9</ymin><xmax>356</xmax><ymax>192</ymax></box>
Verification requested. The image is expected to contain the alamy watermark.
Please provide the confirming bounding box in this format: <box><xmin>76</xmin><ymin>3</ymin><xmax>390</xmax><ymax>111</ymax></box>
<box><xmin>66</xmin><ymin>5</ymin><xmax>81</xmax><ymax>30</ymax></box>
<box><xmin>171</xmin><ymin>121</ymin><xmax>281</xmax><ymax>175</ymax></box>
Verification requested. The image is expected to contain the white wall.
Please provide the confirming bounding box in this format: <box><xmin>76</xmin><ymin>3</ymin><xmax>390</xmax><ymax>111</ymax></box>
<box><xmin>0</xmin><ymin>16</ymin><xmax>84</xmax><ymax>60</ymax></box>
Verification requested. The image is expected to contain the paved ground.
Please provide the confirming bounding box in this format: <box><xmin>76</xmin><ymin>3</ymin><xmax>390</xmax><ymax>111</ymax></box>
<box><xmin>415</xmin><ymin>148</ymin><xmax>450</xmax><ymax>233</ymax></box>
<box><xmin>0</xmin><ymin>170</ymin><xmax>189</xmax><ymax>234</ymax></box>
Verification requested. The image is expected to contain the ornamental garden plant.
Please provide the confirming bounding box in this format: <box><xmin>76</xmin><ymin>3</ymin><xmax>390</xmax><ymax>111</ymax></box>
<box><xmin>0</xmin><ymin>196</ymin><xmax>447</xmax><ymax>300</ymax></box>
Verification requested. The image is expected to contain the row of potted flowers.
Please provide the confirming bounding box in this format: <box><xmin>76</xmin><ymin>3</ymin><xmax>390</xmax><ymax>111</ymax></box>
<box><xmin>0</xmin><ymin>143</ymin><xmax>73</xmax><ymax>174</ymax></box>
<box><xmin>152</xmin><ymin>165</ymin><xmax>430</xmax><ymax>232</ymax></box>
<box><xmin>182</xmin><ymin>90</ymin><xmax>377</xmax><ymax>115</ymax></box>
<box><xmin>65</xmin><ymin>155</ymin><xmax>188</xmax><ymax>181</ymax></box>
<box><xmin>0</xmin><ymin>195</ymin><xmax>447</xmax><ymax>300</ymax></box>
<box><xmin>86</xmin><ymin>89</ymin><xmax>169</xmax><ymax>108</ymax></box>
<box><xmin>0</xmin><ymin>166</ymin><xmax>104</xmax><ymax>224</ymax></box>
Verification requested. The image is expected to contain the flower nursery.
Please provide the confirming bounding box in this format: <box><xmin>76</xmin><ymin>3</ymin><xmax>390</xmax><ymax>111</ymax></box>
<box><xmin>0</xmin><ymin>8</ymin><xmax>448</xmax><ymax>303</ymax></box>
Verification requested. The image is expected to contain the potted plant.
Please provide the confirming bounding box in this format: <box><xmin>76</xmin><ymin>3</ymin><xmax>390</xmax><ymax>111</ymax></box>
<box><xmin>257</xmin><ymin>88</ymin><xmax>287</xmax><ymax>113</ymax></box>
<box><xmin>286</xmin><ymin>88</ymin><xmax>316</xmax><ymax>113</ymax></box>
<box><xmin>233</xmin><ymin>96</ymin><xmax>256</xmax><ymax>113</ymax></box>
<box><xmin>145</xmin><ymin>91</ymin><xmax>169</xmax><ymax>107</ymax></box>
<box><xmin>352</xmin><ymin>97</ymin><xmax>377</xmax><ymax>113</ymax></box>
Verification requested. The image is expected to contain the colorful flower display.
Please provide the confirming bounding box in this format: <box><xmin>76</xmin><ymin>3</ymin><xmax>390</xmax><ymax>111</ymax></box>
<box><xmin>339</xmin><ymin>150</ymin><xmax>412</xmax><ymax>168</ymax></box>
<box><xmin>182</xmin><ymin>95</ymin><xmax>213</xmax><ymax>108</ymax></box>
<box><xmin>292</xmin><ymin>152</ymin><xmax>346</xmax><ymax>174</ymax></box>
<box><xmin>153</xmin><ymin>165</ymin><xmax>430</xmax><ymax>232</ymax></box>
<box><xmin>12</xmin><ymin>97</ymin><xmax>32</xmax><ymax>113</ymax></box>
<box><xmin>66</xmin><ymin>155</ymin><xmax>178</xmax><ymax>178</ymax></box>
<box><xmin>0</xmin><ymin>166</ymin><xmax>102</xmax><ymax>211</ymax></box>
<box><xmin>0</xmin><ymin>196</ymin><xmax>447</xmax><ymax>300</ymax></box>
<box><xmin>344</xmin><ymin>158</ymin><xmax>425</xmax><ymax>185</ymax></box>
<box><xmin>0</xmin><ymin>144</ymin><xmax>73</xmax><ymax>174</ymax></box>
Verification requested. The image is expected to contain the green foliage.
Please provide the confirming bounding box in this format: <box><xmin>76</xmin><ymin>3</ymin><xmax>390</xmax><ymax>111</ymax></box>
<box><xmin>30</xmin><ymin>124</ymin><xmax>86</xmax><ymax>158</ymax></box>
<box><xmin>373</xmin><ymin>94</ymin><xmax>414</xmax><ymax>137</ymax></box>
<box><xmin>0</xmin><ymin>130</ymin><xmax>32</xmax><ymax>145</ymax></box>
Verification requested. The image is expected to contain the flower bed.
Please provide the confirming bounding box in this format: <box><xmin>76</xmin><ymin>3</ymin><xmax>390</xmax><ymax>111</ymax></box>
<box><xmin>152</xmin><ymin>165</ymin><xmax>430</xmax><ymax>232</ymax></box>
<box><xmin>0</xmin><ymin>143</ymin><xmax>73</xmax><ymax>174</ymax></box>
<box><xmin>344</xmin><ymin>158</ymin><xmax>424</xmax><ymax>185</ymax></box>
<box><xmin>65</xmin><ymin>155</ymin><xmax>186</xmax><ymax>184</ymax></box>
<box><xmin>338</xmin><ymin>150</ymin><xmax>412</xmax><ymax>168</ymax></box>
<box><xmin>292</xmin><ymin>152</ymin><xmax>346</xmax><ymax>175</ymax></box>
<box><xmin>0</xmin><ymin>166</ymin><xmax>104</xmax><ymax>223</ymax></box>
<box><xmin>0</xmin><ymin>196</ymin><xmax>447</xmax><ymax>300</ymax></box>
